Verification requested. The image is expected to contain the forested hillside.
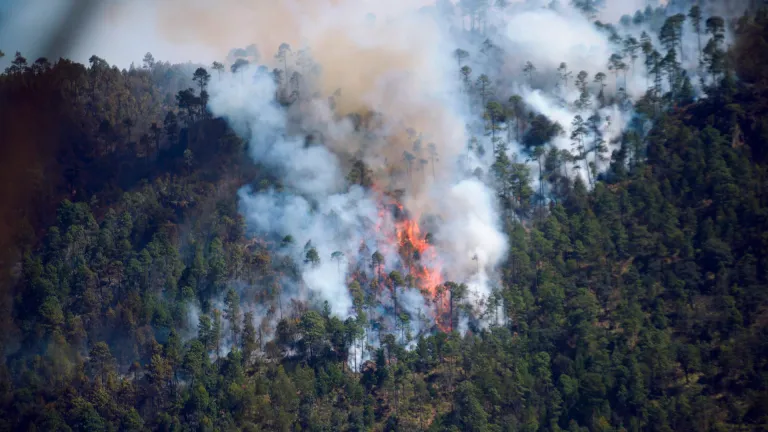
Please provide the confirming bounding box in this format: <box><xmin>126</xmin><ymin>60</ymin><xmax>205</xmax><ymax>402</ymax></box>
<box><xmin>1</xmin><ymin>1</ymin><xmax>768</xmax><ymax>431</ymax></box>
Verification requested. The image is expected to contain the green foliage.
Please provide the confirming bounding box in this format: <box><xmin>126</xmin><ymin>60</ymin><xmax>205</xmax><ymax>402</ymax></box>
<box><xmin>3</xmin><ymin>6</ymin><xmax>768</xmax><ymax>432</ymax></box>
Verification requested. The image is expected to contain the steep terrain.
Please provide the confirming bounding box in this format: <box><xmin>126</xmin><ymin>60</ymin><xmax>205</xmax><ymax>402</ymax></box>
<box><xmin>0</xmin><ymin>1</ymin><xmax>767</xmax><ymax>431</ymax></box>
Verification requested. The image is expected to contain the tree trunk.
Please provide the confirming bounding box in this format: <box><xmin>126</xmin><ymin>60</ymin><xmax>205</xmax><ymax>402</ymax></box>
<box><xmin>449</xmin><ymin>289</ymin><xmax>454</xmax><ymax>333</ymax></box>
<box><xmin>697</xmin><ymin>32</ymin><xmax>702</xmax><ymax>62</ymax></box>
<box><xmin>431</xmin><ymin>155</ymin><xmax>436</xmax><ymax>180</ymax></box>
<box><xmin>538</xmin><ymin>157</ymin><xmax>544</xmax><ymax>217</ymax></box>
<box><xmin>393</xmin><ymin>284</ymin><xmax>398</xmax><ymax>337</ymax></box>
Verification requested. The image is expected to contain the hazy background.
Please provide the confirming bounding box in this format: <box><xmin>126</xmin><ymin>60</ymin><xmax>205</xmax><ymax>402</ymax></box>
<box><xmin>0</xmin><ymin>0</ymin><xmax>662</xmax><ymax>69</ymax></box>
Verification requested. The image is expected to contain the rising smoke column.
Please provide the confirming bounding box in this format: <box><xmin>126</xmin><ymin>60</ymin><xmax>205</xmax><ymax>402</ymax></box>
<box><xmin>163</xmin><ymin>0</ymin><xmax>730</xmax><ymax>335</ymax></box>
<box><xmin>199</xmin><ymin>0</ymin><xmax>638</xmax><ymax>333</ymax></box>
<box><xmin>202</xmin><ymin>0</ymin><xmax>510</xmax><ymax>330</ymax></box>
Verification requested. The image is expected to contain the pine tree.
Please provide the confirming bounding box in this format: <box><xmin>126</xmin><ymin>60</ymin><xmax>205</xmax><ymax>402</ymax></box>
<box><xmin>225</xmin><ymin>288</ymin><xmax>241</xmax><ymax>348</ymax></box>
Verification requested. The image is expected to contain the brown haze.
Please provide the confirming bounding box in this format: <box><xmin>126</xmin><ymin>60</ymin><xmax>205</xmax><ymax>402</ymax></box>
<box><xmin>151</xmin><ymin>0</ymin><xmax>465</xmax><ymax>204</ymax></box>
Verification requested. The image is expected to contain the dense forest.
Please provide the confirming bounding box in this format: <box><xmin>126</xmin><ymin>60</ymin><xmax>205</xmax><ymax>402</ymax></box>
<box><xmin>1</xmin><ymin>0</ymin><xmax>768</xmax><ymax>431</ymax></box>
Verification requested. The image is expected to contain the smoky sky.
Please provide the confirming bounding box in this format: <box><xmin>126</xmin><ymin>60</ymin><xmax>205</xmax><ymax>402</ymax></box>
<box><xmin>0</xmin><ymin>0</ymin><xmax>217</xmax><ymax>68</ymax></box>
<box><xmin>0</xmin><ymin>0</ymin><xmax>671</xmax><ymax>70</ymax></box>
<box><xmin>0</xmin><ymin>0</ymin><xmax>96</xmax><ymax>63</ymax></box>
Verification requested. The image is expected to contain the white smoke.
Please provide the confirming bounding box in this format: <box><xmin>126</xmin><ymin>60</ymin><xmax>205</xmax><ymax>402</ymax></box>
<box><xmin>202</xmin><ymin>0</ymin><xmax>724</xmax><ymax>334</ymax></box>
<box><xmin>237</xmin><ymin>185</ymin><xmax>382</xmax><ymax>317</ymax></box>
<box><xmin>432</xmin><ymin>178</ymin><xmax>507</xmax><ymax>303</ymax></box>
<box><xmin>503</xmin><ymin>7</ymin><xmax>613</xmax><ymax>67</ymax></box>
<box><xmin>199</xmin><ymin>0</ymin><xmax>511</xmax><ymax>333</ymax></box>
<box><xmin>10</xmin><ymin>0</ymin><xmax>743</xmax><ymax>338</ymax></box>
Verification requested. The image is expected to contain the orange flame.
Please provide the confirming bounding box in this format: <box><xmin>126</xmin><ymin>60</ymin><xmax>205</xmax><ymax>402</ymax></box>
<box><xmin>363</xmin><ymin>186</ymin><xmax>449</xmax><ymax>332</ymax></box>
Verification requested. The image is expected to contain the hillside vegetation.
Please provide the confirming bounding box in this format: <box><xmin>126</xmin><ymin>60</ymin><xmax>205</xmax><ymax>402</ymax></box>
<box><xmin>1</xmin><ymin>3</ymin><xmax>768</xmax><ymax>432</ymax></box>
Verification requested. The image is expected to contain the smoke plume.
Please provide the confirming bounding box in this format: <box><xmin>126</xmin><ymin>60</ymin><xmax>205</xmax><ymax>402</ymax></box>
<box><xmin>171</xmin><ymin>0</ymin><xmax>738</xmax><ymax>336</ymax></box>
<box><xmin>3</xmin><ymin>0</ymin><xmax>748</xmax><ymax>340</ymax></box>
<box><xmin>201</xmin><ymin>0</ymin><xmax>512</xmax><ymax>330</ymax></box>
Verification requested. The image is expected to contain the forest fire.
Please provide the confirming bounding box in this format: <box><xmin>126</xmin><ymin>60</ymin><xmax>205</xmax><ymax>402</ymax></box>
<box><xmin>394</xmin><ymin>218</ymin><xmax>443</xmax><ymax>298</ymax></box>
<box><xmin>367</xmin><ymin>185</ymin><xmax>449</xmax><ymax>332</ymax></box>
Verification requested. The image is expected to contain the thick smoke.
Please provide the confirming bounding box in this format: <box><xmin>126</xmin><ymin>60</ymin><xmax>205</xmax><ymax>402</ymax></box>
<box><xmin>204</xmin><ymin>0</ymin><xmax>637</xmax><ymax>336</ymax></box>
<box><xmin>178</xmin><ymin>0</ymin><xmax>740</xmax><ymax>336</ymax></box>
<box><xmin>4</xmin><ymin>0</ymin><xmax>748</xmax><ymax>340</ymax></box>
<box><xmin>202</xmin><ymin>0</ymin><xmax>512</xmax><ymax>331</ymax></box>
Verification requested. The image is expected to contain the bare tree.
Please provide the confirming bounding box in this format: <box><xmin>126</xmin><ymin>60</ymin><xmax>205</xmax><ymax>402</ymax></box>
<box><xmin>523</xmin><ymin>61</ymin><xmax>536</xmax><ymax>86</ymax></box>
<box><xmin>557</xmin><ymin>62</ymin><xmax>573</xmax><ymax>89</ymax></box>
<box><xmin>211</xmin><ymin>61</ymin><xmax>225</xmax><ymax>80</ymax></box>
